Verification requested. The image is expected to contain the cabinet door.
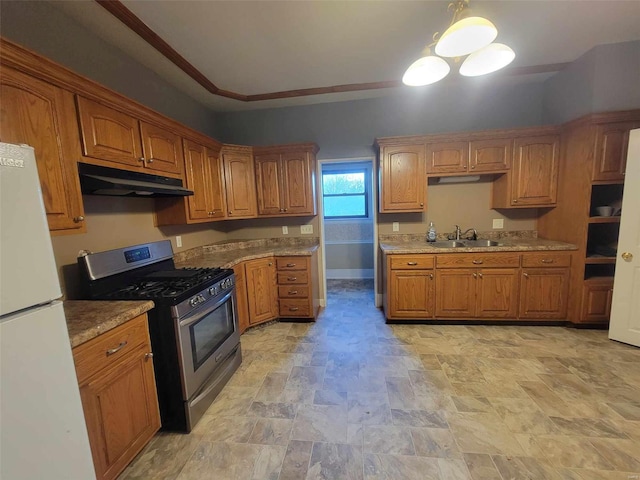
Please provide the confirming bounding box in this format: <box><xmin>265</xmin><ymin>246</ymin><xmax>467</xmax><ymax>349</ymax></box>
<box><xmin>510</xmin><ymin>135</ymin><xmax>559</xmax><ymax>206</ymax></box>
<box><xmin>282</xmin><ymin>151</ymin><xmax>315</xmax><ymax>215</ymax></box>
<box><xmin>234</xmin><ymin>264</ymin><xmax>250</xmax><ymax>334</ymax></box>
<box><xmin>0</xmin><ymin>68</ymin><xmax>85</xmax><ymax>233</ymax></box>
<box><xmin>426</xmin><ymin>141</ymin><xmax>469</xmax><ymax>175</ymax></box>
<box><xmin>77</xmin><ymin>96</ymin><xmax>142</xmax><ymax>168</ymax></box>
<box><xmin>469</xmin><ymin>138</ymin><xmax>512</xmax><ymax>173</ymax></box>
<box><xmin>379</xmin><ymin>144</ymin><xmax>426</xmax><ymax>212</ymax></box>
<box><xmin>580</xmin><ymin>280</ymin><xmax>613</xmax><ymax>324</ymax></box>
<box><xmin>389</xmin><ymin>270</ymin><xmax>435</xmax><ymax>319</ymax></box>
<box><xmin>476</xmin><ymin>269</ymin><xmax>519</xmax><ymax>318</ymax></box>
<box><xmin>139</xmin><ymin>121</ymin><xmax>183</xmax><ymax>175</ymax></box>
<box><xmin>206</xmin><ymin>146</ymin><xmax>227</xmax><ymax>220</ymax></box>
<box><xmin>255</xmin><ymin>153</ymin><xmax>283</xmax><ymax>215</ymax></box>
<box><xmin>222</xmin><ymin>149</ymin><xmax>258</xmax><ymax>218</ymax></box>
<box><xmin>435</xmin><ymin>269</ymin><xmax>476</xmax><ymax>318</ymax></box>
<box><xmin>519</xmin><ymin>268</ymin><xmax>569</xmax><ymax>319</ymax></box>
<box><xmin>183</xmin><ymin>139</ymin><xmax>212</xmax><ymax>221</ymax></box>
<box><xmin>245</xmin><ymin>258</ymin><xmax>278</xmax><ymax>325</ymax></box>
<box><xmin>593</xmin><ymin>122</ymin><xmax>639</xmax><ymax>181</ymax></box>
<box><xmin>79</xmin><ymin>345</ymin><xmax>160</xmax><ymax>480</ymax></box>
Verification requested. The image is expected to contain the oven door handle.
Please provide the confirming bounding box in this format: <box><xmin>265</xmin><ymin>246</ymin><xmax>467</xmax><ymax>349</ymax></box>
<box><xmin>179</xmin><ymin>290</ymin><xmax>234</xmax><ymax>328</ymax></box>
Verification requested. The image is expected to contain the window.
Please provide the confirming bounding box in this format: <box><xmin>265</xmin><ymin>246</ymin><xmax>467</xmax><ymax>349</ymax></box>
<box><xmin>322</xmin><ymin>169</ymin><xmax>368</xmax><ymax>218</ymax></box>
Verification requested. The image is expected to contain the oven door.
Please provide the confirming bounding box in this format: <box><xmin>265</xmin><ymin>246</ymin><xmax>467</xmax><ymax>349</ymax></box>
<box><xmin>176</xmin><ymin>288</ymin><xmax>240</xmax><ymax>400</ymax></box>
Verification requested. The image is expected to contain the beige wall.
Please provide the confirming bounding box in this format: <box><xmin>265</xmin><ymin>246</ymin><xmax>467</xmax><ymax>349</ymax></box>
<box><xmin>52</xmin><ymin>196</ymin><xmax>228</xmax><ymax>298</ymax></box>
<box><xmin>377</xmin><ymin>179</ymin><xmax>538</xmax><ymax>236</ymax></box>
<box><xmin>224</xmin><ymin>216</ymin><xmax>321</xmax><ymax>240</ymax></box>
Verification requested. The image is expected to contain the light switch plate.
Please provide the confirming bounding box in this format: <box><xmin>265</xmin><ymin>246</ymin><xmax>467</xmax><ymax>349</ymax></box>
<box><xmin>492</xmin><ymin>218</ymin><xmax>504</xmax><ymax>229</ymax></box>
<box><xmin>176</xmin><ymin>236</ymin><xmax>182</xmax><ymax>248</ymax></box>
<box><xmin>392</xmin><ymin>222</ymin><xmax>400</xmax><ymax>232</ymax></box>
<box><xmin>282</xmin><ymin>226</ymin><xmax>288</xmax><ymax>235</ymax></box>
<box><xmin>301</xmin><ymin>225</ymin><xmax>313</xmax><ymax>234</ymax></box>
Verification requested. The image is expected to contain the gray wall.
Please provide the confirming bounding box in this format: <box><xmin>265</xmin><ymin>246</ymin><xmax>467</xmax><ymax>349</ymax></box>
<box><xmin>216</xmin><ymin>80</ymin><xmax>547</xmax><ymax>159</ymax></box>
<box><xmin>0</xmin><ymin>0</ymin><xmax>220</xmax><ymax>138</ymax></box>
<box><xmin>543</xmin><ymin>41</ymin><xmax>640</xmax><ymax>124</ymax></box>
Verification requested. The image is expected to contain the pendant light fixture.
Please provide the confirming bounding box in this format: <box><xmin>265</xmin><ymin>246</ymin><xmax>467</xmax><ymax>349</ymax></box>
<box><xmin>402</xmin><ymin>0</ymin><xmax>515</xmax><ymax>86</ymax></box>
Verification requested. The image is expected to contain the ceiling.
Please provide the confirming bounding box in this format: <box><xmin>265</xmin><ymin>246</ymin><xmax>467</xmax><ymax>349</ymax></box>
<box><xmin>51</xmin><ymin>1</ymin><xmax>640</xmax><ymax>112</ymax></box>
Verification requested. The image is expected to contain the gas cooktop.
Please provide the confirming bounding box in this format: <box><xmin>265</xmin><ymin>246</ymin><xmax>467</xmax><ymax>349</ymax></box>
<box><xmin>100</xmin><ymin>267</ymin><xmax>228</xmax><ymax>302</ymax></box>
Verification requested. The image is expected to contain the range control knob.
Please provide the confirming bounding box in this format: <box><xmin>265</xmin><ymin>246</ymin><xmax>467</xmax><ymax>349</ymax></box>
<box><xmin>189</xmin><ymin>294</ymin><xmax>206</xmax><ymax>307</ymax></box>
<box><xmin>220</xmin><ymin>280</ymin><xmax>228</xmax><ymax>290</ymax></box>
<box><xmin>208</xmin><ymin>286</ymin><xmax>218</xmax><ymax>296</ymax></box>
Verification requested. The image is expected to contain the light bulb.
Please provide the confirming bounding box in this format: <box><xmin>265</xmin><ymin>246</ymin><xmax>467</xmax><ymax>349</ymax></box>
<box><xmin>435</xmin><ymin>17</ymin><xmax>497</xmax><ymax>58</ymax></box>
<box><xmin>402</xmin><ymin>56</ymin><xmax>451</xmax><ymax>86</ymax></box>
<box><xmin>459</xmin><ymin>43</ymin><xmax>515</xmax><ymax>76</ymax></box>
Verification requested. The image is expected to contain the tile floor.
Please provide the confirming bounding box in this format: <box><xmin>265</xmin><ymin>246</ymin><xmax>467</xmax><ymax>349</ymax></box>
<box><xmin>121</xmin><ymin>279</ymin><xmax>640</xmax><ymax>480</ymax></box>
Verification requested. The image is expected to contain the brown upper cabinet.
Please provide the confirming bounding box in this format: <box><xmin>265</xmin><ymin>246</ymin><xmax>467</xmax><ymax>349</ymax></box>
<box><xmin>377</xmin><ymin>142</ymin><xmax>427</xmax><ymax>213</ymax></box>
<box><xmin>254</xmin><ymin>143</ymin><xmax>318</xmax><ymax>216</ymax></box>
<box><xmin>77</xmin><ymin>97</ymin><xmax>183</xmax><ymax>177</ymax></box>
<box><xmin>593</xmin><ymin>121</ymin><xmax>640</xmax><ymax>181</ymax></box>
<box><xmin>221</xmin><ymin>144</ymin><xmax>258</xmax><ymax>219</ymax></box>
<box><xmin>426</xmin><ymin>138</ymin><xmax>512</xmax><ymax>176</ymax></box>
<box><xmin>492</xmin><ymin>134</ymin><xmax>560</xmax><ymax>208</ymax></box>
<box><xmin>0</xmin><ymin>66</ymin><xmax>86</xmax><ymax>234</ymax></box>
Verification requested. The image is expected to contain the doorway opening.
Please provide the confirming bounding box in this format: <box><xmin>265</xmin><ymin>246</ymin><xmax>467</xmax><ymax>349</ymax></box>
<box><xmin>319</xmin><ymin>159</ymin><xmax>377</xmax><ymax>305</ymax></box>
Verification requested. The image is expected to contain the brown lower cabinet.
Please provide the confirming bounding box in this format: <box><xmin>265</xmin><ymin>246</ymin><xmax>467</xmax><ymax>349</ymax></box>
<box><xmin>384</xmin><ymin>251</ymin><xmax>571</xmax><ymax>322</ymax></box>
<box><xmin>244</xmin><ymin>257</ymin><xmax>279</xmax><ymax>325</ymax></box>
<box><xmin>276</xmin><ymin>254</ymin><xmax>319</xmax><ymax>319</ymax></box>
<box><xmin>72</xmin><ymin>314</ymin><xmax>160</xmax><ymax>480</ymax></box>
<box><xmin>580</xmin><ymin>278</ymin><xmax>614</xmax><ymax>324</ymax></box>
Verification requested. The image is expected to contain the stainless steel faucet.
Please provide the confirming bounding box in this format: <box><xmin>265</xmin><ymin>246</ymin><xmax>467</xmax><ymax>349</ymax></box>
<box><xmin>449</xmin><ymin>225</ymin><xmax>477</xmax><ymax>240</ymax></box>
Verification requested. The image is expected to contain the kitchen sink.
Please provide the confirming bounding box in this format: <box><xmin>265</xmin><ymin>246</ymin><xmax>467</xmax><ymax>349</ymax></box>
<box><xmin>463</xmin><ymin>240</ymin><xmax>501</xmax><ymax>247</ymax></box>
<box><xmin>430</xmin><ymin>239</ymin><xmax>501</xmax><ymax>248</ymax></box>
<box><xmin>430</xmin><ymin>240</ymin><xmax>467</xmax><ymax>248</ymax></box>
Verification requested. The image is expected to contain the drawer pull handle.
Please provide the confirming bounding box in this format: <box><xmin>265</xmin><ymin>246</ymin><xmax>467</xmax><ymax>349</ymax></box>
<box><xmin>541</xmin><ymin>259</ymin><xmax>554</xmax><ymax>263</ymax></box>
<box><xmin>286</xmin><ymin>263</ymin><xmax>296</xmax><ymax>267</ymax></box>
<box><xmin>289</xmin><ymin>307</ymin><xmax>299</xmax><ymax>311</ymax></box>
<box><xmin>472</xmin><ymin>260</ymin><xmax>483</xmax><ymax>265</ymax></box>
<box><xmin>289</xmin><ymin>290</ymin><xmax>298</xmax><ymax>295</ymax></box>
<box><xmin>288</xmin><ymin>277</ymin><xmax>297</xmax><ymax>281</ymax></box>
<box><xmin>407</xmin><ymin>262</ymin><xmax>418</xmax><ymax>266</ymax></box>
<box><xmin>106</xmin><ymin>341</ymin><xmax>128</xmax><ymax>356</ymax></box>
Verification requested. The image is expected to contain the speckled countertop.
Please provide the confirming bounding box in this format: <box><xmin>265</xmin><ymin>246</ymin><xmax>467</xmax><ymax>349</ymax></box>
<box><xmin>379</xmin><ymin>232</ymin><xmax>577</xmax><ymax>254</ymax></box>
<box><xmin>174</xmin><ymin>238</ymin><xmax>320</xmax><ymax>269</ymax></box>
<box><xmin>64</xmin><ymin>300</ymin><xmax>155</xmax><ymax>348</ymax></box>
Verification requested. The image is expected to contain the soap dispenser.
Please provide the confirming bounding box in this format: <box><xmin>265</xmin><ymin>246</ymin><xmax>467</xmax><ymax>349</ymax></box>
<box><xmin>427</xmin><ymin>221</ymin><xmax>437</xmax><ymax>242</ymax></box>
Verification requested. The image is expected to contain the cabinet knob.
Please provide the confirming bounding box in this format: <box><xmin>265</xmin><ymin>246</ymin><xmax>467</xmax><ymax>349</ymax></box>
<box><xmin>144</xmin><ymin>352</ymin><xmax>154</xmax><ymax>360</ymax></box>
<box><xmin>420</xmin><ymin>203</ymin><xmax>424</xmax><ymax>207</ymax></box>
<box><xmin>622</xmin><ymin>252</ymin><xmax>633</xmax><ymax>261</ymax></box>
<box><xmin>523</xmin><ymin>273</ymin><xmax>529</xmax><ymax>278</ymax></box>
<box><xmin>478</xmin><ymin>273</ymin><xmax>483</xmax><ymax>278</ymax></box>
<box><xmin>513</xmin><ymin>199</ymin><xmax>518</xmax><ymax>204</ymax></box>
<box><xmin>280</xmin><ymin>208</ymin><xmax>284</xmax><ymax>212</ymax></box>
<box><xmin>147</xmin><ymin>158</ymin><xmax>154</xmax><ymax>163</ymax></box>
<box><xmin>73</xmin><ymin>216</ymin><xmax>85</xmax><ymax>223</ymax></box>
<box><xmin>228</xmin><ymin>211</ymin><xmax>232</xmax><ymax>215</ymax></box>
<box><xmin>429</xmin><ymin>273</ymin><xmax>434</xmax><ymax>280</ymax></box>
<box><xmin>139</xmin><ymin>157</ymin><xmax>145</xmax><ymax>162</ymax></box>
<box><xmin>470</xmin><ymin>165</ymin><xmax>476</xmax><ymax>169</ymax></box>
<box><xmin>268</xmin><ymin>262</ymin><xmax>273</xmax><ymax>266</ymax></box>
<box><xmin>473</xmin><ymin>273</ymin><xmax>477</xmax><ymax>278</ymax></box>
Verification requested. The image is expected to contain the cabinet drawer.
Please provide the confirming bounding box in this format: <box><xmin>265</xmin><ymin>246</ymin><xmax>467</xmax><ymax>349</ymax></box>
<box><xmin>436</xmin><ymin>253</ymin><xmax>520</xmax><ymax>268</ymax></box>
<box><xmin>279</xmin><ymin>299</ymin><xmax>311</xmax><ymax>317</ymax></box>
<box><xmin>276</xmin><ymin>257</ymin><xmax>308</xmax><ymax>271</ymax></box>
<box><xmin>521</xmin><ymin>252</ymin><xmax>571</xmax><ymax>268</ymax></box>
<box><xmin>278</xmin><ymin>286</ymin><xmax>310</xmax><ymax>298</ymax></box>
<box><xmin>277</xmin><ymin>271</ymin><xmax>309</xmax><ymax>284</ymax></box>
<box><xmin>73</xmin><ymin>314</ymin><xmax>149</xmax><ymax>384</ymax></box>
<box><xmin>389</xmin><ymin>255</ymin><xmax>434</xmax><ymax>270</ymax></box>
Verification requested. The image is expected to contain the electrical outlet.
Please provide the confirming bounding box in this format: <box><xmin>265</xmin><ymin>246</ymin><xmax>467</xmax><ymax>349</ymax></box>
<box><xmin>392</xmin><ymin>222</ymin><xmax>400</xmax><ymax>232</ymax></box>
<box><xmin>492</xmin><ymin>218</ymin><xmax>504</xmax><ymax>229</ymax></box>
<box><xmin>176</xmin><ymin>235</ymin><xmax>182</xmax><ymax>247</ymax></box>
<box><xmin>301</xmin><ymin>225</ymin><xmax>313</xmax><ymax>235</ymax></box>
<box><xmin>282</xmin><ymin>226</ymin><xmax>288</xmax><ymax>235</ymax></box>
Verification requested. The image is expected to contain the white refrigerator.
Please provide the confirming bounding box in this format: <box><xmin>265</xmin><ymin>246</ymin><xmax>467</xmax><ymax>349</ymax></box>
<box><xmin>0</xmin><ymin>143</ymin><xmax>96</xmax><ymax>479</ymax></box>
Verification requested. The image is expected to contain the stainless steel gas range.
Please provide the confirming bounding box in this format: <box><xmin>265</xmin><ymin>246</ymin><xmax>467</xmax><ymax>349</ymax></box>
<box><xmin>78</xmin><ymin>240</ymin><xmax>241</xmax><ymax>432</ymax></box>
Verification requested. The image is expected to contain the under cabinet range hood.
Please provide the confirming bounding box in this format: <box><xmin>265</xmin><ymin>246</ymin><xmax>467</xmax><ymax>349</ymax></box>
<box><xmin>78</xmin><ymin>163</ymin><xmax>193</xmax><ymax>197</ymax></box>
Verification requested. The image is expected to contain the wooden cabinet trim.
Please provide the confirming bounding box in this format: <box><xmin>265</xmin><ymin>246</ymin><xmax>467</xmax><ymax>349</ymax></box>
<box><xmin>436</xmin><ymin>253</ymin><xmax>520</xmax><ymax>268</ymax></box>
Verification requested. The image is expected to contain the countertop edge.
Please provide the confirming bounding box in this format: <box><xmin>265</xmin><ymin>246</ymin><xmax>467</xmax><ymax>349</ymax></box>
<box><xmin>379</xmin><ymin>241</ymin><xmax>577</xmax><ymax>254</ymax></box>
<box><xmin>64</xmin><ymin>300</ymin><xmax>155</xmax><ymax>349</ymax></box>
<box><xmin>176</xmin><ymin>245</ymin><xmax>319</xmax><ymax>269</ymax></box>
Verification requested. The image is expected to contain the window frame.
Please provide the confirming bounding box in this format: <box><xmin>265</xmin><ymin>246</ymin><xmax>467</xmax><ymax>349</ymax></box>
<box><xmin>322</xmin><ymin>168</ymin><xmax>369</xmax><ymax>219</ymax></box>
